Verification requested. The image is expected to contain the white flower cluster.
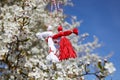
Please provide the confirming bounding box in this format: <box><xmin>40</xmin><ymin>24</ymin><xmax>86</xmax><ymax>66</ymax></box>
<box><xmin>76</xmin><ymin>36</ymin><xmax>101</xmax><ymax>55</ymax></box>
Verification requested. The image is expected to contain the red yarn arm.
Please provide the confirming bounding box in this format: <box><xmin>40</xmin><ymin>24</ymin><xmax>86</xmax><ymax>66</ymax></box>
<box><xmin>52</xmin><ymin>32</ymin><xmax>62</xmax><ymax>39</ymax></box>
<box><xmin>63</xmin><ymin>30</ymin><xmax>72</xmax><ymax>36</ymax></box>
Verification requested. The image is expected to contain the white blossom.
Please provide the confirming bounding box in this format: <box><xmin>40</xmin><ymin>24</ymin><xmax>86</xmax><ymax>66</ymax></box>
<box><xmin>104</xmin><ymin>62</ymin><xmax>116</xmax><ymax>74</ymax></box>
<box><xmin>42</xmin><ymin>72</ymin><xmax>48</xmax><ymax>78</ymax></box>
<box><xmin>24</xmin><ymin>60</ymin><xmax>33</xmax><ymax>68</ymax></box>
<box><xmin>57</xmin><ymin>77</ymin><xmax>64</xmax><ymax>80</ymax></box>
<box><xmin>31</xmin><ymin>47</ymin><xmax>40</xmax><ymax>54</ymax></box>
<box><xmin>10</xmin><ymin>75</ymin><xmax>15</xmax><ymax>79</ymax></box>
<box><xmin>56</xmin><ymin>63</ymin><xmax>62</xmax><ymax>69</ymax></box>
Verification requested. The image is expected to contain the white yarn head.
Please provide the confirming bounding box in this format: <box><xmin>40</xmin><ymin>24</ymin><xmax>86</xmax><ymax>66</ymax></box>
<box><xmin>47</xmin><ymin>25</ymin><xmax>53</xmax><ymax>31</ymax></box>
<box><xmin>36</xmin><ymin>32</ymin><xmax>40</xmax><ymax>38</ymax></box>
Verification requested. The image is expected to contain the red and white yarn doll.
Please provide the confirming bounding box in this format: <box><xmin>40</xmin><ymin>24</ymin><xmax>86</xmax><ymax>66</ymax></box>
<box><xmin>36</xmin><ymin>25</ymin><xmax>59</xmax><ymax>62</ymax></box>
<box><xmin>52</xmin><ymin>25</ymin><xmax>78</xmax><ymax>61</ymax></box>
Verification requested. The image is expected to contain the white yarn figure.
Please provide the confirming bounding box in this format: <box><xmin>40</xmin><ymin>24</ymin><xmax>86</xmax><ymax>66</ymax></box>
<box><xmin>36</xmin><ymin>25</ymin><xmax>59</xmax><ymax>62</ymax></box>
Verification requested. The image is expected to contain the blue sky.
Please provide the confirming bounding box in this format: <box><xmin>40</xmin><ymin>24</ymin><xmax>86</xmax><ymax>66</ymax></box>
<box><xmin>65</xmin><ymin>0</ymin><xmax>120</xmax><ymax>79</ymax></box>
